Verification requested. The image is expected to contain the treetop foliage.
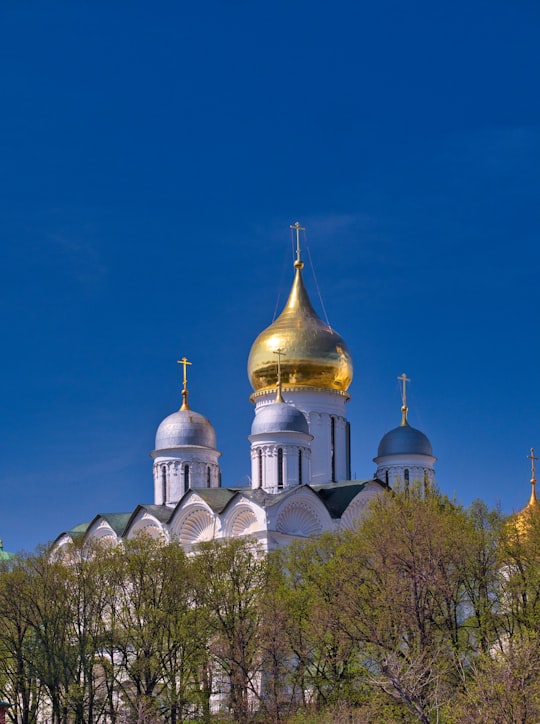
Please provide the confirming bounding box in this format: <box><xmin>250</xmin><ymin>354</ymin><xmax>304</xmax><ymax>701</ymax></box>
<box><xmin>1</xmin><ymin>488</ymin><xmax>539</xmax><ymax>723</ymax></box>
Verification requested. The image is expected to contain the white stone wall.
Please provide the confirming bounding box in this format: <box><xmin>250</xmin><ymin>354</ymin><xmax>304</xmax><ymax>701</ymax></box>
<box><xmin>249</xmin><ymin>432</ymin><xmax>312</xmax><ymax>492</ymax></box>
<box><xmin>151</xmin><ymin>446</ymin><xmax>221</xmax><ymax>505</ymax></box>
<box><xmin>251</xmin><ymin>388</ymin><xmax>350</xmax><ymax>484</ymax></box>
<box><xmin>373</xmin><ymin>452</ymin><xmax>436</xmax><ymax>490</ymax></box>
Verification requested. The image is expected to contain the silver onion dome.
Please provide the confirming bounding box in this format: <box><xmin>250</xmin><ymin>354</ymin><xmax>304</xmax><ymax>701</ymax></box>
<box><xmin>377</xmin><ymin>423</ymin><xmax>433</xmax><ymax>458</ymax></box>
<box><xmin>251</xmin><ymin>402</ymin><xmax>309</xmax><ymax>436</ymax></box>
<box><xmin>155</xmin><ymin>409</ymin><xmax>217</xmax><ymax>450</ymax></box>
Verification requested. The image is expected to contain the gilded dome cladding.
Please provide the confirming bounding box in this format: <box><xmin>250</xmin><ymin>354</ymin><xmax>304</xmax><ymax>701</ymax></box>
<box><xmin>248</xmin><ymin>268</ymin><xmax>353</xmax><ymax>392</ymax></box>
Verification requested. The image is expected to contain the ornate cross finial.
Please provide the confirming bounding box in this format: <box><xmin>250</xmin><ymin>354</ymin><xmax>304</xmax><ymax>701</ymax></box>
<box><xmin>397</xmin><ymin>373</ymin><xmax>411</xmax><ymax>425</ymax></box>
<box><xmin>273</xmin><ymin>347</ymin><xmax>287</xmax><ymax>402</ymax></box>
<box><xmin>397</xmin><ymin>373</ymin><xmax>411</xmax><ymax>407</ymax></box>
<box><xmin>290</xmin><ymin>221</ymin><xmax>305</xmax><ymax>269</ymax></box>
<box><xmin>177</xmin><ymin>356</ymin><xmax>192</xmax><ymax>410</ymax></box>
<box><xmin>527</xmin><ymin>447</ymin><xmax>538</xmax><ymax>483</ymax></box>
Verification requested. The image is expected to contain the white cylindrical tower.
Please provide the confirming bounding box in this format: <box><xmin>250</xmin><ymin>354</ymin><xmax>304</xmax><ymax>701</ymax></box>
<box><xmin>150</xmin><ymin>369</ymin><xmax>221</xmax><ymax>506</ymax></box>
<box><xmin>249</xmin><ymin>397</ymin><xmax>312</xmax><ymax>493</ymax></box>
<box><xmin>247</xmin><ymin>224</ymin><xmax>353</xmax><ymax>485</ymax></box>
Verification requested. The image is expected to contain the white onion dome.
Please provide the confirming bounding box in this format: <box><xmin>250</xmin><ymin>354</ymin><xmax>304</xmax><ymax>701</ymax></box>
<box><xmin>251</xmin><ymin>402</ymin><xmax>309</xmax><ymax>436</ymax></box>
<box><xmin>377</xmin><ymin>418</ymin><xmax>433</xmax><ymax>457</ymax></box>
<box><xmin>155</xmin><ymin>409</ymin><xmax>217</xmax><ymax>449</ymax></box>
<box><xmin>248</xmin><ymin>263</ymin><xmax>353</xmax><ymax>393</ymax></box>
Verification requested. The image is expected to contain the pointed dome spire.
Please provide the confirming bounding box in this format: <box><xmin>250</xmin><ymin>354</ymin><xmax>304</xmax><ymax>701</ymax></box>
<box><xmin>515</xmin><ymin>448</ymin><xmax>540</xmax><ymax>533</ymax></box>
<box><xmin>526</xmin><ymin>447</ymin><xmax>539</xmax><ymax>507</ymax></box>
<box><xmin>247</xmin><ymin>223</ymin><xmax>353</xmax><ymax>393</ymax></box>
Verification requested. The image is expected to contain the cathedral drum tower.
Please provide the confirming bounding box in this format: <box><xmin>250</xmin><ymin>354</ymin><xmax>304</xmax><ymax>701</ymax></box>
<box><xmin>151</xmin><ymin>357</ymin><xmax>221</xmax><ymax>506</ymax></box>
<box><xmin>247</xmin><ymin>223</ymin><xmax>353</xmax><ymax>485</ymax></box>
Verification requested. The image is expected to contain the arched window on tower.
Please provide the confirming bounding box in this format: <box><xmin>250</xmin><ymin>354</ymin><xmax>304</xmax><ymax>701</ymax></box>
<box><xmin>385</xmin><ymin>470</ymin><xmax>389</xmax><ymax>487</ymax></box>
<box><xmin>161</xmin><ymin>466</ymin><xmax>167</xmax><ymax>504</ymax></box>
<box><xmin>277</xmin><ymin>448</ymin><xmax>283</xmax><ymax>489</ymax></box>
<box><xmin>184</xmin><ymin>464</ymin><xmax>190</xmax><ymax>490</ymax></box>
<box><xmin>298</xmin><ymin>449</ymin><xmax>303</xmax><ymax>485</ymax></box>
<box><xmin>258</xmin><ymin>449</ymin><xmax>263</xmax><ymax>488</ymax></box>
<box><xmin>207</xmin><ymin>466</ymin><xmax>211</xmax><ymax>486</ymax></box>
<box><xmin>404</xmin><ymin>469</ymin><xmax>410</xmax><ymax>491</ymax></box>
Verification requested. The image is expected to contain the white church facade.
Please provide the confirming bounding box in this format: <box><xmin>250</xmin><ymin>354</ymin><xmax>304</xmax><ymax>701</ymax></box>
<box><xmin>55</xmin><ymin>224</ymin><xmax>436</xmax><ymax>553</ymax></box>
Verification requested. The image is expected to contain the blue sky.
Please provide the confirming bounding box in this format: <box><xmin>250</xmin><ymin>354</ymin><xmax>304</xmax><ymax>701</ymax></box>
<box><xmin>1</xmin><ymin>0</ymin><xmax>539</xmax><ymax>553</ymax></box>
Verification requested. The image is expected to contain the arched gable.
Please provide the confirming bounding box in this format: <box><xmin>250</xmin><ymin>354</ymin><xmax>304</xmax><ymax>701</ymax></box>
<box><xmin>340</xmin><ymin>481</ymin><xmax>385</xmax><ymax>530</ymax></box>
<box><xmin>270</xmin><ymin>487</ymin><xmax>333</xmax><ymax>537</ymax></box>
<box><xmin>221</xmin><ymin>500</ymin><xmax>265</xmax><ymax>538</ymax></box>
<box><xmin>124</xmin><ymin>511</ymin><xmax>169</xmax><ymax>541</ymax></box>
<box><xmin>84</xmin><ymin>518</ymin><xmax>120</xmax><ymax>548</ymax></box>
<box><xmin>82</xmin><ymin>513</ymin><xmax>131</xmax><ymax>550</ymax></box>
<box><xmin>168</xmin><ymin>491</ymin><xmax>219</xmax><ymax>546</ymax></box>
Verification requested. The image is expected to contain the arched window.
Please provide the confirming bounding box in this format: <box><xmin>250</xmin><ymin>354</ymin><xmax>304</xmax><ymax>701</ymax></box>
<box><xmin>385</xmin><ymin>470</ymin><xmax>389</xmax><ymax>486</ymax></box>
<box><xmin>207</xmin><ymin>466</ymin><xmax>211</xmax><ymax>486</ymax></box>
<box><xmin>258</xmin><ymin>449</ymin><xmax>263</xmax><ymax>488</ymax></box>
<box><xmin>161</xmin><ymin>466</ymin><xmax>167</xmax><ymax>504</ymax></box>
<box><xmin>184</xmin><ymin>464</ymin><xmax>190</xmax><ymax>490</ymax></box>
<box><xmin>404</xmin><ymin>469</ymin><xmax>410</xmax><ymax>490</ymax></box>
<box><xmin>298</xmin><ymin>449</ymin><xmax>303</xmax><ymax>485</ymax></box>
<box><xmin>277</xmin><ymin>448</ymin><xmax>283</xmax><ymax>489</ymax></box>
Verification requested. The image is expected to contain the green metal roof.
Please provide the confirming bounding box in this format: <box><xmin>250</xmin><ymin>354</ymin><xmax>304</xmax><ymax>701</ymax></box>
<box><xmin>189</xmin><ymin>488</ymin><xmax>238</xmax><ymax>513</ymax></box>
<box><xmin>0</xmin><ymin>539</ymin><xmax>15</xmax><ymax>561</ymax></box>
<box><xmin>311</xmin><ymin>479</ymin><xmax>382</xmax><ymax>518</ymax></box>
<box><xmin>231</xmin><ymin>486</ymin><xmax>302</xmax><ymax>508</ymax></box>
<box><xmin>123</xmin><ymin>504</ymin><xmax>173</xmax><ymax>532</ymax></box>
<box><xmin>69</xmin><ymin>522</ymin><xmax>91</xmax><ymax>537</ymax></box>
<box><xmin>92</xmin><ymin>513</ymin><xmax>132</xmax><ymax>536</ymax></box>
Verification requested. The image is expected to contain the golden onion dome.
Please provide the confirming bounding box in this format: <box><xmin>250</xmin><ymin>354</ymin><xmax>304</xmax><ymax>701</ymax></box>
<box><xmin>247</xmin><ymin>263</ymin><xmax>353</xmax><ymax>393</ymax></box>
<box><xmin>512</xmin><ymin>448</ymin><xmax>539</xmax><ymax>536</ymax></box>
<box><xmin>514</xmin><ymin>479</ymin><xmax>539</xmax><ymax>535</ymax></box>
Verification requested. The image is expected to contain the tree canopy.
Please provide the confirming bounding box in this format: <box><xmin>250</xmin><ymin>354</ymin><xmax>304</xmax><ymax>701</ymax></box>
<box><xmin>1</xmin><ymin>488</ymin><xmax>538</xmax><ymax>723</ymax></box>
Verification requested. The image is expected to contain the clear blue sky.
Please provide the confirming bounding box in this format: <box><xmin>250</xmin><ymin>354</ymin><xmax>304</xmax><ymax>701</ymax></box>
<box><xmin>1</xmin><ymin>0</ymin><xmax>539</xmax><ymax>553</ymax></box>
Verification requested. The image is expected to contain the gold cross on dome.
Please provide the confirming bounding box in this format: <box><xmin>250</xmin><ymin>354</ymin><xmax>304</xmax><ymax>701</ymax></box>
<box><xmin>397</xmin><ymin>373</ymin><xmax>411</xmax><ymax>408</ymax></box>
<box><xmin>177</xmin><ymin>357</ymin><xmax>192</xmax><ymax>410</ymax></box>
<box><xmin>527</xmin><ymin>447</ymin><xmax>538</xmax><ymax>483</ymax></box>
<box><xmin>290</xmin><ymin>221</ymin><xmax>306</xmax><ymax>268</ymax></box>
<box><xmin>273</xmin><ymin>347</ymin><xmax>287</xmax><ymax>401</ymax></box>
<box><xmin>177</xmin><ymin>356</ymin><xmax>192</xmax><ymax>391</ymax></box>
<box><xmin>273</xmin><ymin>347</ymin><xmax>286</xmax><ymax>383</ymax></box>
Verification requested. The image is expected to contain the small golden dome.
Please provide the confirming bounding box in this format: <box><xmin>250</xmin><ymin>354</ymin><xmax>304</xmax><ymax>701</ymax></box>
<box><xmin>513</xmin><ymin>448</ymin><xmax>539</xmax><ymax>535</ymax></box>
<box><xmin>247</xmin><ymin>265</ymin><xmax>353</xmax><ymax>393</ymax></box>
<box><xmin>514</xmin><ymin>480</ymin><xmax>539</xmax><ymax>535</ymax></box>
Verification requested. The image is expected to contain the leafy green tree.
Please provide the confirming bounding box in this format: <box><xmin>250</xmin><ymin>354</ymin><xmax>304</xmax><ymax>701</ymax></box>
<box><xmin>0</xmin><ymin>559</ymin><xmax>43</xmax><ymax>724</ymax></box>
<box><xmin>448</xmin><ymin>635</ymin><xmax>540</xmax><ymax>723</ymax></box>
<box><xmin>191</xmin><ymin>537</ymin><xmax>268</xmax><ymax>724</ymax></box>
<box><xmin>106</xmin><ymin>536</ymin><xmax>209</xmax><ymax>723</ymax></box>
<box><xmin>273</xmin><ymin>534</ymin><xmax>361</xmax><ymax>712</ymax></box>
<box><xmin>459</xmin><ymin>500</ymin><xmax>506</xmax><ymax>653</ymax></box>
<box><xmin>337</xmin><ymin>486</ymin><xmax>470</xmax><ymax>723</ymax></box>
<box><xmin>499</xmin><ymin>508</ymin><xmax>540</xmax><ymax>638</ymax></box>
